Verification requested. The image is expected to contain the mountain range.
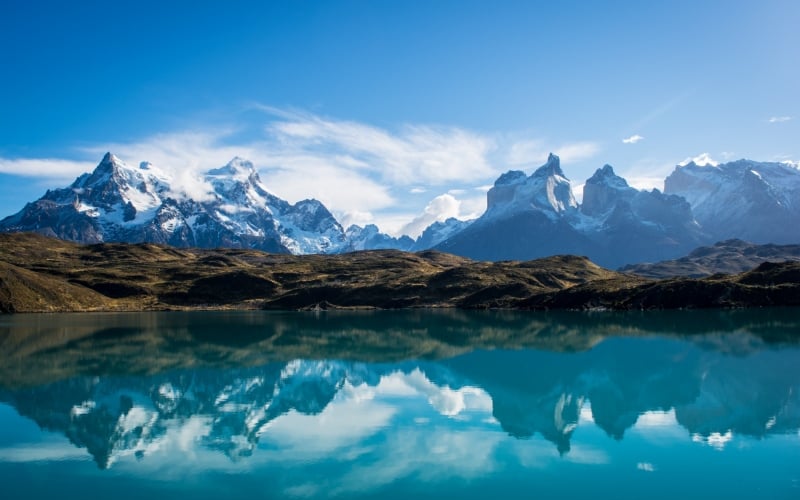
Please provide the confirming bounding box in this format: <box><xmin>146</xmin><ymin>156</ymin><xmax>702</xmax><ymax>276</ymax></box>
<box><xmin>1</xmin><ymin>152</ymin><xmax>799</xmax><ymax>267</ymax></box>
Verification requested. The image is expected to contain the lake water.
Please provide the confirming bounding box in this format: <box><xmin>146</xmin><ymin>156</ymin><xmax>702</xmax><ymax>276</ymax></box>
<box><xmin>0</xmin><ymin>309</ymin><xmax>798</xmax><ymax>499</ymax></box>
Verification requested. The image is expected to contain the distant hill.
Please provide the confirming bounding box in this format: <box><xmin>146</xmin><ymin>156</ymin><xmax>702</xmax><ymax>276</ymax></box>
<box><xmin>1</xmin><ymin>233</ymin><xmax>799</xmax><ymax>313</ymax></box>
<box><xmin>620</xmin><ymin>239</ymin><xmax>800</xmax><ymax>279</ymax></box>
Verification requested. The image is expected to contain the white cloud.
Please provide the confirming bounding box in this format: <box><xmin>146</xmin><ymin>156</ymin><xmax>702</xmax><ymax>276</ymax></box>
<box><xmin>613</xmin><ymin>158</ymin><xmax>677</xmax><ymax>193</ymax></box>
<box><xmin>264</xmin><ymin>109</ymin><xmax>497</xmax><ymax>185</ymax></box>
<box><xmin>0</xmin><ymin>107</ymin><xmax>604</xmax><ymax>234</ymax></box>
<box><xmin>624</xmin><ymin>176</ymin><xmax>664</xmax><ymax>192</ymax></box>
<box><xmin>573</xmin><ymin>183</ymin><xmax>585</xmax><ymax>203</ymax></box>
<box><xmin>399</xmin><ymin>194</ymin><xmax>463</xmax><ymax>238</ymax></box>
<box><xmin>172</xmin><ymin>168</ymin><xmax>216</xmax><ymax>202</ymax></box>
<box><xmin>83</xmin><ymin>130</ymin><xmax>255</xmax><ymax>173</ymax></box>
<box><xmin>768</xmin><ymin>116</ymin><xmax>792</xmax><ymax>123</ymax></box>
<box><xmin>339</xmin><ymin>210</ymin><xmax>375</xmax><ymax>229</ymax></box>
<box><xmin>622</xmin><ymin>134</ymin><xmax>644</xmax><ymax>144</ymax></box>
<box><xmin>260</xmin><ymin>159</ymin><xmax>396</xmax><ymax>216</ymax></box>
<box><xmin>0</xmin><ymin>157</ymin><xmax>95</xmax><ymax>179</ymax></box>
<box><xmin>507</xmin><ymin>139</ymin><xmax>601</xmax><ymax>168</ymax></box>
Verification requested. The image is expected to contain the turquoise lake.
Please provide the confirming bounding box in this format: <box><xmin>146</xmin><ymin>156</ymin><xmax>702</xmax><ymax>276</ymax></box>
<box><xmin>0</xmin><ymin>309</ymin><xmax>798</xmax><ymax>499</ymax></box>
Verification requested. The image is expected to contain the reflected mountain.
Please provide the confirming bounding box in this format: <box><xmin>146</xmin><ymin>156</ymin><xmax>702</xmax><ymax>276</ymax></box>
<box><xmin>2</xmin><ymin>308</ymin><xmax>799</xmax><ymax>388</ymax></box>
<box><xmin>1</xmin><ymin>310</ymin><xmax>799</xmax><ymax>469</ymax></box>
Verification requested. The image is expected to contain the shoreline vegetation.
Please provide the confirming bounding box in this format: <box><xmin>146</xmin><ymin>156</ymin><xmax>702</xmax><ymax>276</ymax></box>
<box><xmin>1</xmin><ymin>232</ymin><xmax>799</xmax><ymax>314</ymax></box>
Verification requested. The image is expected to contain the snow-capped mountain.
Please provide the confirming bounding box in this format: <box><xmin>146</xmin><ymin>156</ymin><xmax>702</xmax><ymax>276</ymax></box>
<box><xmin>576</xmin><ymin>164</ymin><xmax>706</xmax><ymax>266</ymax></box>
<box><xmin>411</xmin><ymin>217</ymin><xmax>473</xmax><ymax>251</ymax></box>
<box><xmin>664</xmin><ymin>159</ymin><xmax>800</xmax><ymax>244</ymax></box>
<box><xmin>435</xmin><ymin>155</ymin><xmax>705</xmax><ymax>268</ymax></box>
<box><xmin>2</xmin><ymin>152</ymin><xmax>798</xmax><ymax>266</ymax></box>
<box><xmin>343</xmin><ymin>224</ymin><xmax>415</xmax><ymax>252</ymax></box>
<box><xmin>485</xmin><ymin>153</ymin><xmax>578</xmax><ymax>217</ymax></box>
<box><xmin>0</xmin><ymin>153</ymin><xmax>346</xmax><ymax>254</ymax></box>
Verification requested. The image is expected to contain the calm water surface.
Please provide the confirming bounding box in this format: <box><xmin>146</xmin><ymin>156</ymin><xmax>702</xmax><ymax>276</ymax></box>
<box><xmin>0</xmin><ymin>309</ymin><xmax>798</xmax><ymax>499</ymax></box>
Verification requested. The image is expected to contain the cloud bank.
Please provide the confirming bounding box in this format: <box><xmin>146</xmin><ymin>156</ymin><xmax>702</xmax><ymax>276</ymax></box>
<box><xmin>0</xmin><ymin>108</ymin><xmax>604</xmax><ymax>235</ymax></box>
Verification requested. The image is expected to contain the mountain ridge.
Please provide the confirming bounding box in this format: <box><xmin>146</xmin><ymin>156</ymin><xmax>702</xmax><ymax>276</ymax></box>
<box><xmin>1</xmin><ymin>153</ymin><xmax>799</xmax><ymax>267</ymax></box>
<box><xmin>1</xmin><ymin>232</ymin><xmax>799</xmax><ymax>313</ymax></box>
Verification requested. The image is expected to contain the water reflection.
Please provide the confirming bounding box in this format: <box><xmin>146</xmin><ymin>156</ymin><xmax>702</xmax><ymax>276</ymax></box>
<box><xmin>0</xmin><ymin>310</ymin><xmax>799</xmax><ymax>498</ymax></box>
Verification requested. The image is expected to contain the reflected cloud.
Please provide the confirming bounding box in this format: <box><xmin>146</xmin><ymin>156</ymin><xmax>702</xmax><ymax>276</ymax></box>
<box><xmin>0</xmin><ymin>441</ymin><xmax>88</xmax><ymax>463</ymax></box>
<box><xmin>0</xmin><ymin>311</ymin><xmax>799</xmax><ymax>497</ymax></box>
<box><xmin>637</xmin><ymin>462</ymin><xmax>656</xmax><ymax>472</ymax></box>
<box><xmin>692</xmin><ymin>431</ymin><xmax>733</xmax><ymax>450</ymax></box>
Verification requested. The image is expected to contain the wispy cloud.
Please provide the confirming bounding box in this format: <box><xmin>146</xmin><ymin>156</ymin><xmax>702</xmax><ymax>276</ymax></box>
<box><xmin>768</xmin><ymin>116</ymin><xmax>792</xmax><ymax>123</ymax></box>
<box><xmin>261</xmin><ymin>107</ymin><xmax>497</xmax><ymax>186</ymax></box>
<box><xmin>628</xmin><ymin>91</ymin><xmax>692</xmax><ymax>131</ymax></box>
<box><xmin>0</xmin><ymin>158</ymin><xmax>95</xmax><ymax>179</ymax></box>
<box><xmin>615</xmin><ymin>158</ymin><xmax>679</xmax><ymax>193</ymax></box>
<box><xmin>0</xmin><ymin>107</ymin><xmax>600</xmax><ymax>234</ymax></box>
<box><xmin>622</xmin><ymin>134</ymin><xmax>644</xmax><ymax>144</ymax></box>
<box><xmin>506</xmin><ymin>139</ymin><xmax>601</xmax><ymax>168</ymax></box>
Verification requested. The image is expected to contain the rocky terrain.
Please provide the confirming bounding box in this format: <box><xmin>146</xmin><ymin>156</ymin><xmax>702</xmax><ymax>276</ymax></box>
<box><xmin>1</xmin><ymin>232</ymin><xmax>799</xmax><ymax>313</ymax></box>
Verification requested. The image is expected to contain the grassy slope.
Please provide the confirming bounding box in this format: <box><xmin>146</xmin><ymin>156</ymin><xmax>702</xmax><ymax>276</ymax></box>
<box><xmin>1</xmin><ymin>232</ymin><xmax>799</xmax><ymax>313</ymax></box>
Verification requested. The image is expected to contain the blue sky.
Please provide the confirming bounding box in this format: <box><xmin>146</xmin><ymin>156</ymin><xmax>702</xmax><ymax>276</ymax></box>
<box><xmin>1</xmin><ymin>0</ymin><xmax>798</xmax><ymax>235</ymax></box>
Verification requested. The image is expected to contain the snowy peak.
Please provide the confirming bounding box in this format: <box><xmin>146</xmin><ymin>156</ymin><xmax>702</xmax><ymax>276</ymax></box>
<box><xmin>0</xmin><ymin>153</ymin><xmax>350</xmax><ymax>254</ymax></box>
<box><xmin>494</xmin><ymin>170</ymin><xmax>527</xmax><ymax>187</ymax></box>
<box><xmin>678</xmin><ymin>153</ymin><xmax>719</xmax><ymax>168</ymax></box>
<box><xmin>665</xmin><ymin>158</ymin><xmax>800</xmax><ymax>243</ymax></box>
<box><xmin>437</xmin><ymin>157</ymin><xmax>705</xmax><ymax>268</ymax></box>
<box><xmin>343</xmin><ymin>224</ymin><xmax>413</xmax><ymax>252</ymax></box>
<box><xmin>65</xmin><ymin>152</ymin><xmax>169</xmax><ymax>227</ymax></box>
<box><xmin>412</xmin><ymin>217</ymin><xmax>472</xmax><ymax>250</ymax></box>
<box><xmin>205</xmin><ymin>157</ymin><xmax>266</xmax><ymax>198</ymax></box>
<box><xmin>486</xmin><ymin>152</ymin><xmax>577</xmax><ymax>217</ymax></box>
<box><xmin>207</xmin><ymin>157</ymin><xmax>258</xmax><ymax>179</ymax></box>
<box><xmin>587</xmin><ymin>164</ymin><xmax>629</xmax><ymax>188</ymax></box>
<box><xmin>532</xmin><ymin>152</ymin><xmax>566</xmax><ymax>179</ymax></box>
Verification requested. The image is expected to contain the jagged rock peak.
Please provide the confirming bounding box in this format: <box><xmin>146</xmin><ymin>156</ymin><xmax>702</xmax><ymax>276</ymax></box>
<box><xmin>94</xmin><ymin>152</ymin><xmax>126</xmax><ymax>173</ymax></box>
<box><xmin>101</xmin><ymin>151</ymin><xmax>117</xmax><ymax>163</ymax></box>
<box><xmin>532</xmin><ymin>153</ymin><xmax>566</xmax><ymax>178</ymax></box>
<box><xmin>494</xmin><ymin>170</ymin><xmax>527</xmax><ymax>186</ymax></box>
<box><xmin>586</xmin><ymin>164</ymin><xmax>629</xmax><ymax>189</ymax></box>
